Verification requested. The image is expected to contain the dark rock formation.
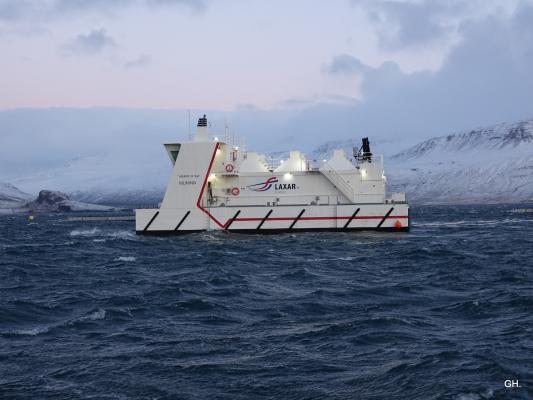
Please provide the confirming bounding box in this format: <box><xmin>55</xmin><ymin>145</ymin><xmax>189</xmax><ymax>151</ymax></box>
<box><xmin>24</xmin><ymin>190</ymin><xmax>116</xmax><ymax>212</ymax></box>
<box><xmin>25</xmin><ymin>190</ymin><xmax>72</xmax><ymax>211</ymax></box>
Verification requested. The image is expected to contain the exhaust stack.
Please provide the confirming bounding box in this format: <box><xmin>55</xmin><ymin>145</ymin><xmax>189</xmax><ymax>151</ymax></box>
<box><xmin>360</xmin><ymin>137</ymin><xmax>372</xmax><ymax>162</ymax></box>
<box><xmin>194</xmin><ymin>114</ymin><xmax>208</xmax><ymax>142</ymax></box>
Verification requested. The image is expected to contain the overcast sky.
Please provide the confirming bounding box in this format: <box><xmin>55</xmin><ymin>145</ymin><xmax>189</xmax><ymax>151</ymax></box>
<box><xmin>1</xmin><ymin>0</ymin><xmax>533</xmax><ymax>177</ymax></box>
<box><xmin>1</xmin><ymin>0</ymin><xmax>530</xmax><ymax>110</ymax></box>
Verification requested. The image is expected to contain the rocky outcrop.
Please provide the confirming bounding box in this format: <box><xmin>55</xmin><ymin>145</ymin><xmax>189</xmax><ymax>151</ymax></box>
<box><xmin>28</xmin><ymin>190</ymin><xmax>72</xmax><ymax>211</ymax></box>
<box><xmin>24</xmin><ymin>190</ymin><xmax>118</xmax><ymax>212</ymax></box>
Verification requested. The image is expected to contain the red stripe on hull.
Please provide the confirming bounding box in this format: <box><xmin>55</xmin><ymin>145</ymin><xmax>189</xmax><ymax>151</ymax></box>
<box><xmin>234</xmin><ymin>215</ymin><xmax>409</xmax><ymax>222</ymax></box>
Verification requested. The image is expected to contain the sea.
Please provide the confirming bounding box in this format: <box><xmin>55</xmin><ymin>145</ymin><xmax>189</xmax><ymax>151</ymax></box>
<box><xmin>1</xmin><ymin>205</ymin><xmax>532</xmax><ymax>400</ymax></box>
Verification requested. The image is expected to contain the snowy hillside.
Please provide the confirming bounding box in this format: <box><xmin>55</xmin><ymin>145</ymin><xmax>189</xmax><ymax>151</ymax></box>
<box><xmin>392</xmin><ymin>120</ymin><xmax>533</xmax><ymax>158</ymax></box>
<box><xmin>387</xmin><ymin>120</ymin><xmax>533</xmax><ymax>204</ymax></box>
<box><xmin>309</xmin><ymin>136</ymin><xmax>415</xmax><ymax>161</ymax></box>
<box><xmin>0</xmin><ymin>182</ymin><xmax>32</xmax><ymax>209</ymax></box>
<box><xmin>304</xmin><ymin>120</ymin><xmax>533</xmax><ymax>204</ymax></box>
<box><xmin>11</xmin><ymin>153</ymin><xmax>170</xmax><ymax>205</ymax></box>
<box><xmin>6</xmin><ymin>119</ymin><xmax>533</xmax><ymax>205</ymax></box>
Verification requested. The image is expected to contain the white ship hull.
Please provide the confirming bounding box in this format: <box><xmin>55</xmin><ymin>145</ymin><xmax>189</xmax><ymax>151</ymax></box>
<box><xmin>136</xmin><ymin>203</ymin><xmax>409</xmax><ymax>234</ymax></box>
<box><xmin>136</xmin><ymin>115</ymin><xmax>409</xmax><ymax>235</ymax></box>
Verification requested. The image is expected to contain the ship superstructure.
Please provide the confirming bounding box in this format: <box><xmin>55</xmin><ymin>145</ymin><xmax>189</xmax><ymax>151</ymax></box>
<box><xmin>136</xmin><ymin>115</ymin><xmax>409</xmax><ymax>234</ymax></box>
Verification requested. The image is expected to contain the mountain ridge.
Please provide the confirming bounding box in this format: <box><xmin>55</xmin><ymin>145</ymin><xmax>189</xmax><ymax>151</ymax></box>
<box><xmin>393</xmin><ymin>119</ymin><xmax>533</xmax><ymax>161</ymax></box>
<box><xmin>2</xmin><ymin>118</ymin><xmax>532</xmax><ymax>206</ymax></box>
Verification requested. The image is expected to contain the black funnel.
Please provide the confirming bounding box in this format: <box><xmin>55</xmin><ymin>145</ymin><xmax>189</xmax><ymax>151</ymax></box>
<box><xmin>197</xmin><ymin>114</ymin><xmax>207</xmax><ymax>127</ymax></box>
<box><xmin>361</xmin><ymin>137</ymin><xmax>372</xmax><ymax>162</ymax></box>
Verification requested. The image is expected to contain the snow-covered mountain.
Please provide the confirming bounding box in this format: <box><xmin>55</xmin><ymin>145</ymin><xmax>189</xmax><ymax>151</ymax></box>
<box><xmin>387</xmin><ymin>120</ymin><xmax>533</xmax><ymax>204</ymax></box>
<box><xmin>0</xmin><ymin>182</ymin><xmax>32</xmax><ymax>209</ymax></box>
<box><xmin>5</xmin><ymin>119</ymin><xmax>533</xmax><ymax>205</ymax></box>
<box><xmin>295</xmin><ymin>120</ymin><xmax>533</xmax><ymax>204</ymax></box>
<box><xmin>393</xmin><ymin>120</ymin><xmax>533</xmax><ymax>158</ymax></box>
<box><xmin>11</xmin><ymin>153</ymin><xmax>170</xmax><ymax>205</ymax></box>
<box><xmin>309</xmin><ymin>136</ymin><xmax>415</xmax><ymax>161</ymax></box>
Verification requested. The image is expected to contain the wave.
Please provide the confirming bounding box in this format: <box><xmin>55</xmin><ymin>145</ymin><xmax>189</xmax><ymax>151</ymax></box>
<box><xmin>455</xmin><ymin>389</ymin><xmax>494</xmax><ymax>400</ymax></box>
<box><xmin>6</xmin><ymin>308</ymin><xmax>107</xmax><ymax>337</ymax></box>
<box><xmin>115</xmin><ymin>256</ymin><xmax>136</xmax><ymax>262</ymax></box>
<box><xmin>69</xmin><ymin>228</ymin><xmax>135</xmax><ymax>240</ymax></box>
<box><xmin>73</xmin><ymin>308</ymin><xmax>106</xmax><ymax>323</ymax></box>
<box><xmin>70</xmin><ymin>227</ymin><xmax>101</xmax><ymax>236</ymax></box>
<box><xmin>414</xmin><ymin>218</ymin><xmax>533</xmax><ymax>228</ymax></box>
<box><xmin>12</xmin><ymin>325</ymin><xmax>53</xmax><ymax>336</ymax></box>
<box><xmin>305</xmin><ymin>256</ymin><xmax>355</xmax><ymax>262</ymax></box>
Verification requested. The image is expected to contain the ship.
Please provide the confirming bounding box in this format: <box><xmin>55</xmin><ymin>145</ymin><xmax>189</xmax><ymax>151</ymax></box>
<box><xmin>136</xmin><ymin>115</ymin><xmax>409</xmax><ymax>234</ymax></box>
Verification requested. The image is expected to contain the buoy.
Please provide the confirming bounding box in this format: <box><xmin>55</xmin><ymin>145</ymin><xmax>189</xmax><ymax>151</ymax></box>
<box><xmin>395</xmin><ymin>220</ymin><xmax>402</xmax><ymax>229</ymax></box>
<box><xmin>231</xmin><ymin>187</ymin><xmax>240</xmax><ymax>196</ymax></box>
<box><xmin>225</xmin><ymin>164</ymin><xmax>234</xmax><ymax>173</ymax></box>
<box><xmin>28</xmin><ymin>215</ymin><xmax>35</xmax><ymax>221</ymax></box>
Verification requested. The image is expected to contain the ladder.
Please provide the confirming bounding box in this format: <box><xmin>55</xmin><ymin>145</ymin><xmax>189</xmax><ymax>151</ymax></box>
<box><xmin>319</xmin><ymin>162</ymin><xmax>356</xmax><ymax>203</ymax></box>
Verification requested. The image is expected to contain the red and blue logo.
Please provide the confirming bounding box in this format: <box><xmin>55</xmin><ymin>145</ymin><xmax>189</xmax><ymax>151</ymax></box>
<box><xmin>247</xmin><ymin>176</ymin><xmax>278</xmax><ymax>192</ymax></box>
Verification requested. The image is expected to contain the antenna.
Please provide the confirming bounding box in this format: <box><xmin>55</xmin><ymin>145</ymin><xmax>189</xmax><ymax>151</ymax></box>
<box><xmin>187</xmin><ymin>109</ymin><xmax>191</xmax><ymax>139</ymax></box>
<box><xmin>224</xmin><ymin>117</ymin><xmax>229</xmax><ymax>142</ymax></box>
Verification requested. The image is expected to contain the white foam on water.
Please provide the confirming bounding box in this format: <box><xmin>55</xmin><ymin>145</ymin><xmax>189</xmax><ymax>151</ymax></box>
<box><xmin>415</xmin><ymin>218</ymin><xmax>532</xmax><ymax>228</ymax></box>
<box><xmin>9</xmin><ymin>309</ymin><xmax>107</xmax><ymax>336</ymax></box>
<box><xmin>88</xmin><ymin>309</ymin><xmax>106</xmax><ymax>320</ymax></box>
<box><xmin>456</xmin><ymin>389</ymin><xmax>493</xmax><ymax>400</ymax></box>
<box><xmin>456</xmin><ymin>394</ymin><xmax>481</xmax><ymax>400</ymax></box>
<box><xmin>306</xmin><ymin>256</ymin><xmax>355</xmax><ymax>262</ymax></box>
<box><xmin>70</xmin><ymin>228</ymin><xmax>101</xmax><ymax>237</ymax></box>
<box><xmin>13</xmin><ymin>325</ymin><xmax>52</xmax><ymax>336</ymax></box>
<box><xmin>510</xmin><ymin>208</ymin><xmax>533</xmax><ymax>213</ymax></box>
<box><xmin>76</xmin><ymin>309</ymin><xmax>106</xmax><ymax>323</ymax></box>
<box><xmin>115</xmin><ymin>256</ymin><xmax>136</xmax><ymax>262</ymax></box>
<box><xmin>69</xmin><ymin>228</ymin><xmax>135</xmax><ymax>240</ymax></box>
<box><xmin>106</xmin><ymin>230</ymin><xmax>135</xmax><ymax>240</ymax></box>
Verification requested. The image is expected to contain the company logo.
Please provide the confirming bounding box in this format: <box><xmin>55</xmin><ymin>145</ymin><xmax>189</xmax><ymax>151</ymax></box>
<box><xmin>247</xmin><ymin>176</ymin><xmax>298</xmax><ymax>192</ymax></box>
<box><xmin>247</xmin><ymin>176</ymin><xmax>279</xmax><ymax>192</ymax></box>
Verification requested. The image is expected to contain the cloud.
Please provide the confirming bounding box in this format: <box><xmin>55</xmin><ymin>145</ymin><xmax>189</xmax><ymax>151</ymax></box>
<box><xmin>0</xmin><ymin>0</ymin><xmax>208</xmax><ymax>22</ymax></box>
<box><xmin>61</xmin><ymin>28</ymin><xmax>115</xmax><ymax>56</ymax></box>
<box><xmin>0</xmin><ymin>0</ymin><xmax>36</xmax><ymax>21</ymax></box>
<box><xmin>146</xmin><ymin>0</ymin><xmax>208</xmax><ymax>13</ymax></box>
<box><xmin>124</xmin><ymin>54</ymin><xmax>151</xmax><ymax>69</ymax></box>
<box><xmin>278</xmin><ymin>94</ymin><xmax>359</xmax><ymax>110</ymax></box>
<box><xmin>321</xmin><ymin>54</ymin><xmax>366</xmax><ymax>76</ymax></box>
<box><xmin>351</xmin><ymin>0</ymin><xmax>513</xmax><ymax>49</ymax></box>
<box><xmin>318</xmin><ymin>1</ymin><xmax>533</xmax><ymax>143</ymax></box>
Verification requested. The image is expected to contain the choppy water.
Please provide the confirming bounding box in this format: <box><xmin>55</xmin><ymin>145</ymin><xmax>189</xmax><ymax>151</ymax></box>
<box><xmin>1</xmin><ymin>205</ymin><xmax>532</xmax><ymax>399</ymax></box>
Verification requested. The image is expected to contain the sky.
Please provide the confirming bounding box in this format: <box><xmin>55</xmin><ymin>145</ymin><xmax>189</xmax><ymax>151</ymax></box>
<box><xmin>1</xmin><ymin>0</ymin><xmax>533</xmax><ymax>178</ymax></box>
<box><xmin>1</xmin><ymin>0</ymin><xmax>529</xmax><ymax>110</ymax></box>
